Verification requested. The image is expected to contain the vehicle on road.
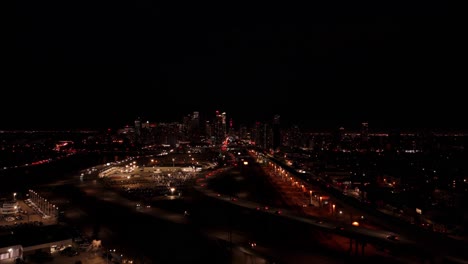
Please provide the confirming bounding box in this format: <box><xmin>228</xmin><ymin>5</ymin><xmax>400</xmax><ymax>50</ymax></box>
<box><xmin>386</xmin><ymin>234</ymin><xmax>399</xmax><ymax>241</ymax></box>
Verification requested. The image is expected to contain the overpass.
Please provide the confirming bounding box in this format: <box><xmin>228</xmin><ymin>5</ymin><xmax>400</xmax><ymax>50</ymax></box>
<box><xmin>194</xmin><ymin>153</ymin><xmax>468</xmax><ymax>263</ymax></box>
<box><xmin>194</xmin><ymin>183</ymin><xmax>424</xmax><ymax>257</ymax></box>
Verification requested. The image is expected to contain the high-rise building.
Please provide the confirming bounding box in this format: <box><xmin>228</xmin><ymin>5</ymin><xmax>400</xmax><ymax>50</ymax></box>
<box><xmin>190</xmin><ymin>111</ymin><xmax>201</xmax><ymax>141</ymax></box>
<box><xmin>134</xmin><ymin>117</ymin><xmax>142</xmax><ymax>146</ymax></box>
<box><xmin>252</xmin><ymin>121</ymin><xmax>271</xmax><ymax>150</ymax></box>
<box><xmin>239</xmin><ymin>124</ymin><xmax>250</xmax><ymax>142</ymax></box>
<box><xmin>361</xmin><ymin>122</ymin><xmax>369</xmax><ymax>150</ymax></box>
<box><xmin>287</xmin><ymin>125</ymin><xmax>302</xmax><ymax>148</ymax></box>
<box><xmin>213</xmin><ymin>110</ymin><xmax>227</xmax><ymax>145</ymax></box>
<box><xmin>134</xmin><ymin>118</ymin><xmax>142</xmax><ymax>136</ymax></box>
<box><xmin>272</xmin><ymin>114</ymin><xmax>281</xmax><ymax>150</ymax></box>
<box><xmin>205</xmin><ymin>121</ymin><xmax>213</xmax><ymax>144</ymax></box>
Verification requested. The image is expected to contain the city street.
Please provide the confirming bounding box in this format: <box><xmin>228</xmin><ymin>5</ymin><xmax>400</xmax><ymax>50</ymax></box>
<box><xmin>24</xmin><ymin>151</ymin><xmax>451</xmax><ymax>264</ymax></box>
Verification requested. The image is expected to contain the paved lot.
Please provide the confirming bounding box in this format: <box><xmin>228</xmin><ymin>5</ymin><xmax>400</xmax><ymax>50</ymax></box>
<box><xmin>0</xmin><ymin>200</ymin><xmax>57</xmax><ymax>227</ymax></box>
<box><xmin>0</xmin><ymin>251</ymin><xmax>109</xmax><ymax>264</ymax></box>
<box><xmin>50</xmin><ymin>250</ymin><xmax>110</xmax><ymax>264</ymax></box>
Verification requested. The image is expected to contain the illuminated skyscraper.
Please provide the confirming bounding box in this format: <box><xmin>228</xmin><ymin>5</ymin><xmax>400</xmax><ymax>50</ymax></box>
<box><xmin>190</xmin><ymin>111</ymin><xmax>201</xmax><ymax>142</ymax></box>
<box><xmin>213</xmin><ymin>110</ymin><xmax>227</xmax><ymax>145</ymax></box>
<box><xmin>361</xmin><ymin>122</ymin><xmax>369</xmax><ymax>150</ymax></box>
<box><xmin>134</xmin><ymin>118</ymin><xmax>142</xmax><ymax>136</ymax></box>
<box><xmin>134</xmin><ymin>117</ymin><xmax>142</xmax><ymax>146</ymax></box>
<box><xmin>272</xmin><ymin>115</ymin><xmax>281</xmax><ymax>150</ymax></box>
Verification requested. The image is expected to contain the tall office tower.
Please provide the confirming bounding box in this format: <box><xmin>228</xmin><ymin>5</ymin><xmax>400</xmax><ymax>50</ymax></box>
<box><xmin>361</xmin><ymin>122</ymin><xmax>369</xmax><ymax>149</ymax></box>
<box><xmin>141</xmin><ymin>120</ymin><xmax>157</xmax><ymax>145</ymax></box>
<box><xmin>134</xmin><ymin>117</ymin><xmax>142</xmax><ymax>146</ymax></box>
<box><xmin>333</xmin><ymin>126</ymin><xmax>346</xmax><ymax>150</ymax></box>
<box><xmin>252</xmin><ymin>121</ymin><xmax>270</xmax><ymax>150</ymax></box>
<box><xmin>252</xmin><ymin>122</ymin><xmax>261</xmax><ymax>147</ymax></box>
<box><xmin>189</xmin><ymin>111</ymin><xmax>201</xmax><ymax>142</ymax></box>
<box><xmin>221</xmin><ymin>112</ymin><xmax>227</xmax><ymax>136</ymax></box>
<box><xmin>213</xmin><ymin>110</ymin><xmax>227</xmax><ymax>145</ymax></box>
<box><xmin>182</xmin><ymin>114</ymin><xmax>191</xmax><ymax>139</ymax></box>
<box><xmin>214</xmin><ymin>110</ymin><xmax>221</xmax><ymax>144</ymax></box>
<box><xmin>154</xmin><ymin>122</ymin><xmax>180</xmax><ymax>146</ymax></box>
<box><xmin>339</xmin><ymin>126</ymin><xmax>345</xmax><ymax>142</ymax></box>
<box><xmin>134</xmin><ymin>118</ymin><xmax>142</xmax><ymax>136</ymax></box>
<box><xmin>285</xmin><ymin>125</ymin><xmax>302</xmax><ymax>148</ymax></box>
<box><xmin>272</xmin><ymin>114</ymin><xmax>281</xmax><ymax>150</ymax></box>
<box><xmin>182</xmin><ymin>114</ymin><xmax>191</xmax><ymax>127</ymax></box>
<box><xmin>205</xmin><ymin>121</ymin><xmax>213</xmax><ymax>144</ymax></box>
<box><xmin>239</xmin><ymin>125</ymin><xmax>250</xmax><ymax>141</ymax></box>
<box><xmin>361</xmin><ymin>122</ymin><xmax>369</xmax><ymax>140</ymax></box>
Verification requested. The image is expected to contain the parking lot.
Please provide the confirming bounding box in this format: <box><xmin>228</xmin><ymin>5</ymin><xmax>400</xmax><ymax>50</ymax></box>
<box><xmin>1</xmin><ymin>199</ymin><xmax>57</xmax><ymax>227</ymax></box>
<box><xmin>97</xmin><ymin>152</ymin><xmax>219</xmax><ymax>206</ymax></box>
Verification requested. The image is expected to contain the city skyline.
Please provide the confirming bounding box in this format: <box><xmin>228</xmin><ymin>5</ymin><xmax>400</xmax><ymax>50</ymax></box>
<box><xmin>3</xmin><ymin>104</ymin><xmax>468</xmax><ymax>132</ymax></box>
<box><xmin>12</xmin><ymin>2</ymin><xmax>464</xmax><ymax>131</ymax></box>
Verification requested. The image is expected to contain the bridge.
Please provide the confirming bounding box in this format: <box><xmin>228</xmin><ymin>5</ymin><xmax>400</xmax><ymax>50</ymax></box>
<box><xmin>193</xmin><ymin>149</ymin><xmax>468</xmax><ymax>263</ymax></box>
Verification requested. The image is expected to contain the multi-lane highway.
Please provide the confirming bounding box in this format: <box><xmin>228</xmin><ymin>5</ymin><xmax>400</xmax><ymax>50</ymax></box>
<box><xmin>31</xmin><ymin>150</ymin><xmax>468</xmax><ymax>264</ymax></box>
<box><xmin>251</xmin><ymin>150</ymin><xmax>468</xmax><ymax>263</ymax></box>
<box><xmin>33</xmin><ymin>155</ymin><xmax>357</xmax><ymax>263</ymax></box>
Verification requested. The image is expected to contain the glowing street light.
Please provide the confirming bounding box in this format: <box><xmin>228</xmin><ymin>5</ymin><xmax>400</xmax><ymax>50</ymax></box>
<box><xmin>106</xmin><ymin>249</ymin><xmax>116</xmax><ymax>264</ymax></box>
<box><xmin>44</xmin><ymin>199</ymin><xmax>48</xmax><ymax>215</ymax></box>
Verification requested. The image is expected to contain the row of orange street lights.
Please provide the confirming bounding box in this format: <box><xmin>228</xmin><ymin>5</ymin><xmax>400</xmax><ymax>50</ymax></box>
<box><xmin>28</xmin><ymin>189</ymin><xmax>59</xmax><ymax>220</ymax></box>
<box><xmin>269</xmin><ymin>162</ymin><xmax>343</xmax><ymax>218</ymax></box>
<box><xmin>256</xmin><ymin>152</ymin><xmax>363</xmax><ymax>226</ymax></box>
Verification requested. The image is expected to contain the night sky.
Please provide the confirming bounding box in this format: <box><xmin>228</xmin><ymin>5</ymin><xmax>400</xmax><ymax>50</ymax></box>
<box><xmin>11</xmin><ymin>2</ymin><xmax>465</xmax><ymax>130</ymax></box>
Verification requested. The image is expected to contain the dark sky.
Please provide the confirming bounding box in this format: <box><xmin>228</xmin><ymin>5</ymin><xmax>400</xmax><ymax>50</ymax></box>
<box><xmin>11</xmin><ymin>1</ymin><xmax>465</xmax><ymax>131</ymax></box>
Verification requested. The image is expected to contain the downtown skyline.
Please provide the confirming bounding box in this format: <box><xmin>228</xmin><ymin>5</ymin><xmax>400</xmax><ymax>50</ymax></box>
<box><xmin>12</xmin><ymin>2</ymin><xmax>464</xmax><ymax>131</ymax></box>
<box><xmin>2</xmin><ymin>107</ymin><xmax>468</xmax><ymax>132</ymax></box>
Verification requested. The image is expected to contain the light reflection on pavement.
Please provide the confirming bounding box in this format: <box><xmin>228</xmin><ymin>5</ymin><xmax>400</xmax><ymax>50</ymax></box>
<box><xmin>40</xmin><ymin>168</ymin><xmax>267</xmax><ymax>263</ymax></box>
<box><xmin>36</xmin><ymin>158</ymin><xmax>420</xmax><ymax>264</ymax></box>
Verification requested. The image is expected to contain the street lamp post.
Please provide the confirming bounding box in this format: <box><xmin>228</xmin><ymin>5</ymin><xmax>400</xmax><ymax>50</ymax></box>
<box><xmin>106</xmin><ymin>249</ymin><xmax>116</xmax><ymax>264</ymax></box>
<box><xmin>56</xmin><ymin>206</ymin><xmax>59</xmax><ymax>223</ymax></box>
<box><xmin>172</xmin><ymin>158</ymin><xmax>175</xmax><ymax>167</ymax></box>
<box><xmin>44</xmin><ymin>199</ymin><xmax>48</xmax><ymax>216</ymax></box>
